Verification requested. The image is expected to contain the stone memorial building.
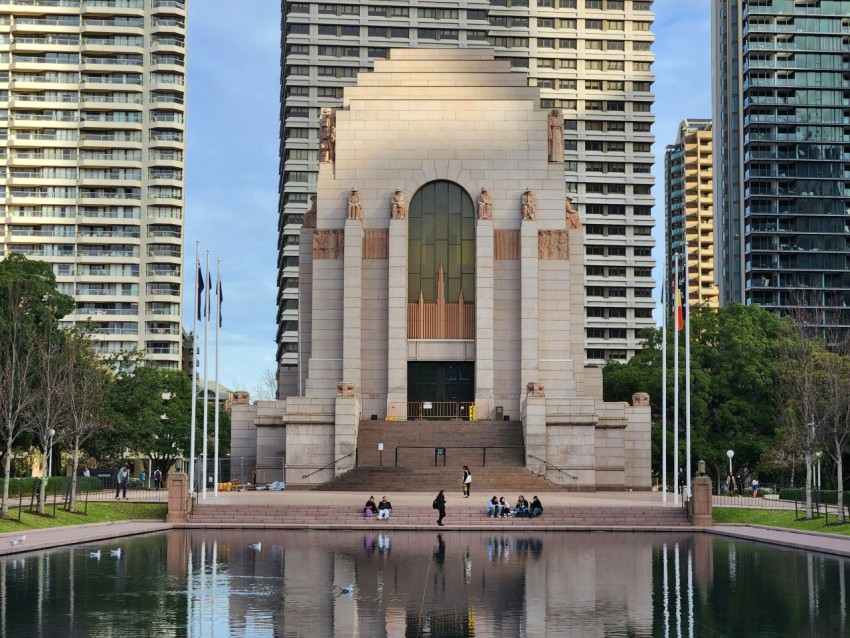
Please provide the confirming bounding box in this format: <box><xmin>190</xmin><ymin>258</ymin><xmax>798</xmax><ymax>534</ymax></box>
<box><xmin>231</xmin><ymin>49</ymin><xmax>650</xmax><ymax>490</ymax></box>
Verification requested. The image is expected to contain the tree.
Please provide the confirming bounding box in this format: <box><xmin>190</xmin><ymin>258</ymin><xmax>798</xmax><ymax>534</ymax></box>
<box><xmin>603</xmin><ymin>303</ymin><xmax>784</xmax><ymax>484</ymax></box>
<box><xmin>818</xmin><ymin>349</ymin><xmax>850</xmax><ymax>523</ymax></box>
<box><xmin>0</xmin><ymin>255</ymin><xmax>74</xmax><ymax>518</ymax></box>
<box><xmin>65</xmin><ymin>330</ymin><xmax>110</xmax><ymax>512</ymax></box>
<box><xmin>99</xmin><ymin>354</ymin><xmax>194</xmax><ymax>474</ymax></box>
<box><xmin>250</xmin><ymin>367</ymin><xmax>278</xmax><ymax>401</ymax></box>
<box><xmin>31</xmin><ymin>324</ymin><xmax>70</xmax><ymax>514</ymax></box>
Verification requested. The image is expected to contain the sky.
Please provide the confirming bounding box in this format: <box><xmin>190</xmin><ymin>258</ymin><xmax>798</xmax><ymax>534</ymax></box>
<box><xmin>182</xmin><ymin>0</ymin><xmax>713</xmax><ymax>396</ymax></box>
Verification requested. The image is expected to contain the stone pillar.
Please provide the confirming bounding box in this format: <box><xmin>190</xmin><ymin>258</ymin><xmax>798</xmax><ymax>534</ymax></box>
<box><xmin>166</xmin><ymin>473</ymin><xmax>191</xmax><ymax>523</ymax></box>
<box><xmin>520</xmin><ymin>220</ymin><xmax>539</xmax><ymax>395</ymax></box>
<box><xmin>386</xmin><ymin>218</ymin><xmax>408</xmax><ymax>413</ymax></box>
<box><xmin>691</xmin><ymin>476</ymin><xmax>713</xmax><ymax>526</ymax></box>
<box><xmin>334</xmin><ymin>384</ymin><xmax>359</xmax><ymax>476</ymax></box>
<box><xmin>298</xmin><ymin>228</ymin><xmax>314</xmax><ymax>396</ymax></box>
<box><xmin>522</xmin><ymin>383</ymin><xmax>547</xmax><ymax>474</ymax></box>
<box><xmin>475</xmin><ymin>219</ymin><xmax>494</xmax><ymax>418</ymax></box>
<box><xmin>342</xmin><ymin>220</ymin><xmax>363</xmax><ymax>391</ymax></box>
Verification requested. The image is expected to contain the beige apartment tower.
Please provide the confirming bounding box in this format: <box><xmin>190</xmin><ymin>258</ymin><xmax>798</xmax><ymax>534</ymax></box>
<box><xmin>0</xmin><ymin>0</ymin><xmax>187</xmax><ymax>368</ymax></box>
<box><xmin>234</xmin><ymin>50</ymin><xmax>651</xmax><ymax>491</ymax></box>
<box><xmin>664</xmin><ymin>119</ymin><xmax>716</xmax><ymax>307</ymax></box>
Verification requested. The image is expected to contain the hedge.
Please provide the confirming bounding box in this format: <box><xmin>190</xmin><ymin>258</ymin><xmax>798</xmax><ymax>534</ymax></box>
<box><xmin>0</xmin><ymin>476</ymin><xmax>105</xmax><ymax>498</ymax></box>
<box><xmin>779</xmin><ymin>488</ymin><xmax>849</xmax><ymax>506</ymax></box>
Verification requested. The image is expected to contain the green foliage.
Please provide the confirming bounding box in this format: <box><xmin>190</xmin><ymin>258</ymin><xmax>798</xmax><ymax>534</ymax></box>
<box><xmin>0</xmin><ymin>503</ymin><xmax>166</xmax><ymax>533</ymax></box>
<box><xmin>603</xmin><ymin>303</ymin><xmax>786</xmax><ymax>477</ymax></box>
<box><xmin>713</xmin><ymin>507</ymin><xmax>850</xmax><ymax>535</ymax></box>
<box><xmin>0</xmin><ymin>476</ymin><xmax>105</xmax><ymax>499</ymax></box>
<box><xmin>0</xmin><ymin>253</ymin><xmax>75</xmax><ymax>326</ymax></box>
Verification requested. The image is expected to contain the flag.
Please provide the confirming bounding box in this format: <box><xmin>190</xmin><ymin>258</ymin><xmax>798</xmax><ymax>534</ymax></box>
<box><xmin>205</xmin><ymin>270</ymin><xmax>212</xmax><ymax>319</ymax></box>
<box><xmin>675</xmin><ymin>287</ymin><xmax>684</xmax><ymax>331</ymax></box>
<box><xmin>196</xmin><ymin>258</ymin><xmax>204</xmax><ymax>321</ymax></box>
<box><xmin>217</xmin><ymin>273</ymin><xmax>223</xmax><ymax>327</ymax></box>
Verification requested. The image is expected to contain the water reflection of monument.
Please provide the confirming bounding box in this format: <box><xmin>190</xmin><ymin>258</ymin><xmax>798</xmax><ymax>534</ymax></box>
<box><xmin>176</xmin><ymin>530</ymin><xmax>689</xmax><ymax>636</ymax></box>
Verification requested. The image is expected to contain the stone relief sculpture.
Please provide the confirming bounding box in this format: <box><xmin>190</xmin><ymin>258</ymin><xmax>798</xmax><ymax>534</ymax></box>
<box><xmin>319</xmin><ymin>108</ymin><xmax>336</xmax><ymax>163</ymax></box>
<box><xmin>337</xmin><ymin>382</ymin><xmax>355</xmax><ymax>397</ymax></box>
<box><xmin>521</xmin><ymin>188</ymin><xmax>537</xmax><ymax>221</ymax></box>
<box><xmin>566</xmin><ymin>196</ymin><xmax>581</xmax><ymax>229</ymax></box>
<box><xmin>303</xmin><ymin>194</ymin><xmax>317</xmax><ymax>229</ymax></box>
<box><xmin>477</xmin><ymin>188</ymin><xmax>492</xmax><ymax>220</ymax></box>
<box><xmin>526</xmin><ymin>382</ymin><xmax>546</xmax><ymax>397</ymax></box>
<box><xmin>538</xmin><ymin>230</ymin><xmax>570</xmax><ymax>260</ymax></box>
<box><xmin>346</xmin><ymin>187</ymin><xmax>362</xmax><ymax>220</ymax></box>
<box><xmin>390</xmin><ymin>188</ymin><xmax>407</xmax><ymax>220</ymax></box>
<box><xmin>313</xmin><ymin>229</ymin><xmax>344</xmax><ymax>259</ymax></box>
<box><xmin>548</xmin><ymin>109</ymin><xmax>564</xmax><ymax>163</ymax></box>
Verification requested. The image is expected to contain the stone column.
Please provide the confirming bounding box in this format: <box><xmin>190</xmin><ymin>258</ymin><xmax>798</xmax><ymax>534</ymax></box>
<box><xmin>166</xmin><ymin>473</ymin><xmax>191</xmax><ymax>523</ymax></box>
<box><xmin>334</xmin><ymin>383</ymin><xmax>359</xmax><ymax>476</ymax></box>
<box><xmin>520</xmin><ymin>220</ymin><xmax>539</xmax><ymax>395</ymax></box>
<box><xmin>342</xmin><ymin>219</ymin><xmax>363</xmax><ymax>391</ymax></box>
<box><xmin>522</xmin><ymin>384</ymin><xmax>547</xmax><ymax>474</ymax></box>
<box><xmin>298</xmin><ymin>228</ymin><xmax>314</xmax><ymax>396</ymax></box>
<box><xmin>386</xmin><ymin>218</ymin><xmax>407</xmax><ymax>413</ymax></box>
<box><xmin>475</xmin><ymin>219</ymin><xmax>494</xmax><ymax>418</ymax></box>
<box><xmin>691</xmin><ymin>475</ymin><xmax>713</xmax><ymax>526</ymax></box>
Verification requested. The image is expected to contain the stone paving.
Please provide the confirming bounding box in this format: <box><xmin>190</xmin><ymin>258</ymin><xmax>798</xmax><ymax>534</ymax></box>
<box><xmin>1</xmin><ymin>490</ymin><xmax>849</xmax><ymax>558</ymax></box>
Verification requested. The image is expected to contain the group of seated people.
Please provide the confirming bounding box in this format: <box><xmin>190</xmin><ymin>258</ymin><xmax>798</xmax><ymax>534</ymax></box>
<box><xmin>364</xmin><ymin>495</ymin><xmax>392</xmax><ymax>519</ymax></box>
<box><xmin>487</xmin><ymin>495</ymin><xmax>543</xmax><ymax>518</ymax></box>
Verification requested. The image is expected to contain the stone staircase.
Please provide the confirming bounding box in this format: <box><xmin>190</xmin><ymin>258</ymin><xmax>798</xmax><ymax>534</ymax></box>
<box><xmin>310</xmin><ymin>418</ymin><xmax>570</xmax><ymax>492</ymax></box>
<box><xmin>188</xmin><ymin>502</ymin><xmax>692</xmax><ymax>528</ymax></box>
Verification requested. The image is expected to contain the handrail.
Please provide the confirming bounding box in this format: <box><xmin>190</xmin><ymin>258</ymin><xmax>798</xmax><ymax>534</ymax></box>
<box><xmin>528</xmin><ymin>454</ymin><xmax>578</xmax><ymax>480</ymax></box>
<box><xmin>301</xmin><ymin>453</ymin><xmax>353</xmax><ymax>479</ymax></box>
<box><xmin>394</xmin><ymin>445</ymin><xmax>524</xmax><ymax>467</ymax></box>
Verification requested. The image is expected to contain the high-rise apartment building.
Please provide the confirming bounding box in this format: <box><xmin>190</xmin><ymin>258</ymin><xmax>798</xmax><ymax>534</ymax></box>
<box><xmin>713</xmin><ymin>0</ymin><xmax>850</xmax><ymax>325</ymax></box>
<box><xmin>278</xmin><ymin>0</ymin><xmax>656</xmax><ymax>383</ymax></box>
<box><xmin>0</xmin><ymin>0</ymin><xmax>187</xmax><ymax>368</ymax></box>
<box><xmin>664</xmin><ymin>119</ymin><xmax>717</xmax><ymax>308</ymax></box>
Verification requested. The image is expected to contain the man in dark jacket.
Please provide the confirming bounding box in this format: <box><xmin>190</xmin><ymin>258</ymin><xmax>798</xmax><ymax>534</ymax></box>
<box><xmin>530</xmin><ymin>496</ymin><xmax>543</xmax><ymax>518</ymax></box>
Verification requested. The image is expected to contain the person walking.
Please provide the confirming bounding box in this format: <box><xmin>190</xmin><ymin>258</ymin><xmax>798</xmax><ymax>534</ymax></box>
<box><xmin>434</xmin><ymin>490</ymin><xmax>446</xmax><ymax>526</ymax></box>
<box><xmin>462</xmin><ymin>466</ymin><xmax>472</xmax><ymax>498</ymax></box>
<box><xmin>115</xmin><ymin>463</ymin><xmax>129</xmax><ymax>500</ymax></box>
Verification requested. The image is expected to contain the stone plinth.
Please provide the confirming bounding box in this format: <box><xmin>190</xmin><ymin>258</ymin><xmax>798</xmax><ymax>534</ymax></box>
<box><xmin>166</xmin><ymin>473</ymin><xmax>191</xmax><ymax>523</ymax></box>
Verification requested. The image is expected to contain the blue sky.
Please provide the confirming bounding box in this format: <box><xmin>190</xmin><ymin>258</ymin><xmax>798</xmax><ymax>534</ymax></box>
<box><xmin>183</xmin><ymin>0</ymin><xmax>712</xmax><ymax>395</ymax></box>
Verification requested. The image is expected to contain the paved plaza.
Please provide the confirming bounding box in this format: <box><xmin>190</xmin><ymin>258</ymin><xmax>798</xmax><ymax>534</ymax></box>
<box><xmin>1</xmin><ymin>490</ymin><xmax>849</xmax><ymax>559</ymax></box>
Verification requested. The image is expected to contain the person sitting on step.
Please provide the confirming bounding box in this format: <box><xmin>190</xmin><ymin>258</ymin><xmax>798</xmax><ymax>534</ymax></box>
<box><xmin>499</xmin><ymin>497</ymin><xmax>511</xmax><ymax>517</ymax></box>
<box><xmin>364</xmin><ymin>495</ymin><xmax>378</xmax><ymax>518</ymax></box>
<box><xmin>377</xmin><ymin>495</ymin><xmax>392</xmax><ymax>520</ymax></box>
<box><xmin>487</xmin><ymin>496</ymin><xmax>500</xmax><ymax>517</ymax></box>
<box><xmin>513</xmin><ymin>495</ymin><xmax>530</xmax><ymax>518</ymax></box>
<box><xmin>529</xmin><ymin>496</ymin><xmax>543</xmax><ymax>518</ymax></box>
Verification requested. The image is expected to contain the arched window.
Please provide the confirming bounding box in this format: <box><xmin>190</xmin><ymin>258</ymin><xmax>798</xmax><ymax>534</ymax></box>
<box><xmin>408</xmin><ymin>180</ymin><xmax>475</xmax><ymax>303</ymax></box>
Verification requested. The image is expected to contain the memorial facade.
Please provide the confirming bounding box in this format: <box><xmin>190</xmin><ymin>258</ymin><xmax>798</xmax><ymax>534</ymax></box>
<box><xmin>233</xmin><ymin>49</ymin><xmax>650</xmax><ymax>490</ymax></box>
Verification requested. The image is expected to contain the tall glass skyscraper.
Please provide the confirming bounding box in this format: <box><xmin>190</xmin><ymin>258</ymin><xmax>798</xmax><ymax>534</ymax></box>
<box><xmin>713</xmin><ymin>0</ymin><xmax>850</xmax><ymax>326</ymax></box>
<box><xmin>0</xmin><ymin>0</ymin><xmax>188</xmax><ymax>368</ymax></box>
<box><xmin>278</xmin><ymin>0</ymin><xmax>657</xmax><ymax>385</ymax></box>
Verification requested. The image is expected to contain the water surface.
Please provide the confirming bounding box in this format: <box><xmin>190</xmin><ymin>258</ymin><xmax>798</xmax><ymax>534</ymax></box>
<box><xmin>3</xmin><ymin>530</ymin><xmax>848</xmax><ymax>637</ymax></box>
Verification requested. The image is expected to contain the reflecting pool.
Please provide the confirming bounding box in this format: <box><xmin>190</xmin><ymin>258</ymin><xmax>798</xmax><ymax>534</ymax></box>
<box><xmin>3</xmin><ymin>530</ymin><xmax>849</xmax><ymax>637</ymax></box>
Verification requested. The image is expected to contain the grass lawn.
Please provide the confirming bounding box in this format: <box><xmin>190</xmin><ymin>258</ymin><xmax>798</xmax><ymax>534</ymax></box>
<box><xmin>714</xmin><ymin>507</ymin><xmax>850</xmax><ymax>536</ymax></box>
<box><xmin>0</xmin><ymin>503</ymin><xmax>166</xmax><ymax>535</ymax></box>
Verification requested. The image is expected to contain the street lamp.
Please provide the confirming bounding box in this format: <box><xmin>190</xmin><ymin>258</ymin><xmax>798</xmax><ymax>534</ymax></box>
<box><xmin>726</xmin><ymin>449</ymin><xmax>734</xmax><ymax>476</ymax></box>
<box><xmin>47</xmin><ymin>428</ymin><xmax>55</xmax><ymax>477</ymax></box>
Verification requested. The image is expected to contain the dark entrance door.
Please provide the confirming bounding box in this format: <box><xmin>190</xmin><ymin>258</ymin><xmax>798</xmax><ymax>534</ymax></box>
<box><xmin>408</xmin><ymin>362</ymin><xmax>474</xmax><ymax>403</ymax></box>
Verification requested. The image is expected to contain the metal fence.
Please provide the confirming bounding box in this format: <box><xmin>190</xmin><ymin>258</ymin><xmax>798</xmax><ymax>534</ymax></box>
<box><xmin>387</xmin><ymin>401</ymin><xmax>477</xmax><ymax>421</ymax></box>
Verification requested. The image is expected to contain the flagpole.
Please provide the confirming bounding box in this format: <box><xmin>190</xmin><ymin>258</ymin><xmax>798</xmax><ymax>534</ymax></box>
<box><xmin>189</xmin><ymin>241</ymin><xmax>200</xmax><ymax>494</ymax></box>
<box><xmin>202</xmin><ymin>250</ymin><xmax>210</xmax><ymax>500</ymax></box>
<box><xmin>684</xmin><ymin>242</ymin><xmax>692</xmax><ymax>499</ymax></box>
<box><xmin>213</xmin><ymin>260</ymin><xmax>221</xmax><ymax>497</ymax></box>
<box><xmin>662</xmin><ymin>254</ymin><xmax>668</xmax><ymax>502</ymax></box>
<box><xmin>673</xmin><ymin>254</ymin><xmax>680</xmax><ymax>506</ymax></box>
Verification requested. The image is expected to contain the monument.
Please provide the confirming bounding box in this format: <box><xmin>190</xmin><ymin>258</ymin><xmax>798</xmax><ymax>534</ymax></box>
<box><xmin>231</xmin><ymin>49</ymin><xmax>650</xmax><ymax>490</ymax></box>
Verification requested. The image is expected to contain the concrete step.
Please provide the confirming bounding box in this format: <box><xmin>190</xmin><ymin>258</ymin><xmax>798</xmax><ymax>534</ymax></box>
<box><xmin>314</xmin><ymin>466</ymin><xmax>567</xmax><ymax>492</ymax></box>
<box><xmin>188</xmin><ymin>504</ymin><xmax>692</xmax><ymax>527</ymax></box>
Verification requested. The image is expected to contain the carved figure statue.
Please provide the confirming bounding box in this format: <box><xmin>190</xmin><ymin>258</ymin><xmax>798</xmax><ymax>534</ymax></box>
<box><xmin>390</xmin><ymin>188</ymin><xmax>407</xmax><ymax>220</ymax></box>
<box><xmin>319</xmin><ymin>108</ymin><xmax>336</xmax><ymax>163</ymax></box>
<box><xmin>347</xmin><ymin>187</ymin><xmax>362</xmax><ymax>220</ymax></box>
<box><xmin>566</xmin><ymin>196</ymin><xmax>581</xmax><ymax>229</ymax></box>
<box><xmin>548</xmin><ymin>109</ymin><xmax>564</xmax><ymax>163</ymax></box>
<box><xmin>303</xmin><ymin>194</ymin><xmax>317</xmax><ymax>228</ymax></box>
<box><xmin>521</xmin><ymin>188</ymin><xmax>537</xmax><ymax>221</ymax></box>
<box><xmin>477</xmin><ymin>188</ymin><xmax>492</xmax><ymax>220</ymax></box>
